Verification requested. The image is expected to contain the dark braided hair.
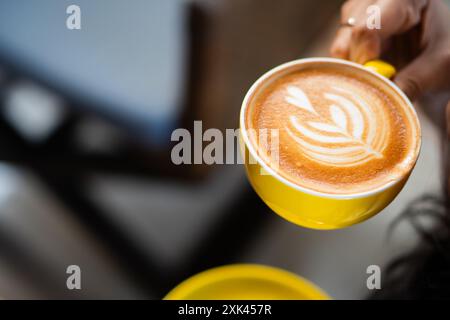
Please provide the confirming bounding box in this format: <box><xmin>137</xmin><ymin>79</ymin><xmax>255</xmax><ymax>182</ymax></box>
<box><xmin>371</xmin><ymin>107</ymin><xmax>450</xmax><ymax>299</ymax></box>
<box><xmin>372</xmin><ymin>193</ymin><xmax>450</xmax><ymax>299</ymax></box>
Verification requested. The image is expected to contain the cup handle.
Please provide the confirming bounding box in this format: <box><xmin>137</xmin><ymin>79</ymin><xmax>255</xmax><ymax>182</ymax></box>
<box><xmin>364</xmin><ymin>60</ymin><xmax>396</xmax><ymax>79</ymax></box>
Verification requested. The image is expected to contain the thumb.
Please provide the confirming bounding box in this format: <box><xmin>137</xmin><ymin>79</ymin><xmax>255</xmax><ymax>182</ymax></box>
<box><xmin>394</xmin><ymin>52</ymin><xmax>436</xmax><ymax>101</ymax></box>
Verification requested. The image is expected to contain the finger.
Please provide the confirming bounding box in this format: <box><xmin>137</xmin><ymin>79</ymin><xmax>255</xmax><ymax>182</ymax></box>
<box><xmin>394</xmin><ymin>51</ymin><xmax>436</xmax><ymax>101</ymax></box>
<box><xmin>344</xmin><ymin>0</ymin><xmax>384</xmax><ymax>63</ymax></box>
<box><xmin>330</xmin><ymin>0</ymin><xmax>370</xmax><ymax>59</ymax></box>
<box><xmin>376</xmin><ymin>0</ymin><xmax>426</xmax><ymax>38</ymax></box>
<box><xmin>349</xmin><ymin>25</ymin><xmax>381</xmax><ymax>63</ymax></box>
<box><xmin>346</xmin><ymin>0</ymin><xmax>428</xmax><ymax>63</ymax></box>
<box><xmin>340</xmin><ymin>0</ymin><xmax>370</xmax><ymax>26</ymax></box>
<box><xmin>330</xmin><ymin>27</ymin><xmax>352</xmax><ymax>59</ymax></box>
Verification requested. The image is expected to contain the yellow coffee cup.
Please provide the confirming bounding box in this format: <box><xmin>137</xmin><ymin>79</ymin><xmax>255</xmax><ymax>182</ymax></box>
<box><xmin>164</xmin><ymin>264</ymin><xmax>329</xmax><ymax>300</ymax></box>
<box><xmin>239</xmin><ymin>58</ymin><xmax>421</xmax><ymax>230</ymax></box>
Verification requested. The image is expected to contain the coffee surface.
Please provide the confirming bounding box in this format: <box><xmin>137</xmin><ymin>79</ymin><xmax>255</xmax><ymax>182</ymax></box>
<box><xmin>247</xmin><ymin>66</ymin><xmax>420</xmax><ymax>194</ymax></box>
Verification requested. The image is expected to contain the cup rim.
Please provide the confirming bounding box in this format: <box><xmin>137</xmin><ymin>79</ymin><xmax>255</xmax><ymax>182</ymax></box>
<box><xmin>240</xmin><ymin>57</ymin><xmax>422</xmax><ymax>200</ymax></box>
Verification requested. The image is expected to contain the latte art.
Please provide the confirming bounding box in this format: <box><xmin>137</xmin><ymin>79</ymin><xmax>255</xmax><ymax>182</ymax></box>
<box><xmin>284</xmin><ymin>85</ymin><xmax>388</xmax><ymax>167</ymax></box>
<box><xmin>247</xmin><ymin>66</ymin><xmax>420</xmax><ymax>194</ymax></box>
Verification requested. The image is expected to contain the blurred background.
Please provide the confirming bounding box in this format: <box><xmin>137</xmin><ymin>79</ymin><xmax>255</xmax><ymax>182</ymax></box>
<box><xmin>0</xmin><ymin>0</ymin><xmax>443</xmax><ymax>299</ymax></box>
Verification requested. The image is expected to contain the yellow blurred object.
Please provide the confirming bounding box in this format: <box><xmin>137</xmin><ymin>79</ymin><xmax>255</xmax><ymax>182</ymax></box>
<box><xmin>164</xmin><ymin>264</ymin><xmax>330</xmax><ymax>300</ymax></box>
<box><xmin>364</xmin><ymin>60</ymin><xmax>396</xmax><ymax>79</ymax></box>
